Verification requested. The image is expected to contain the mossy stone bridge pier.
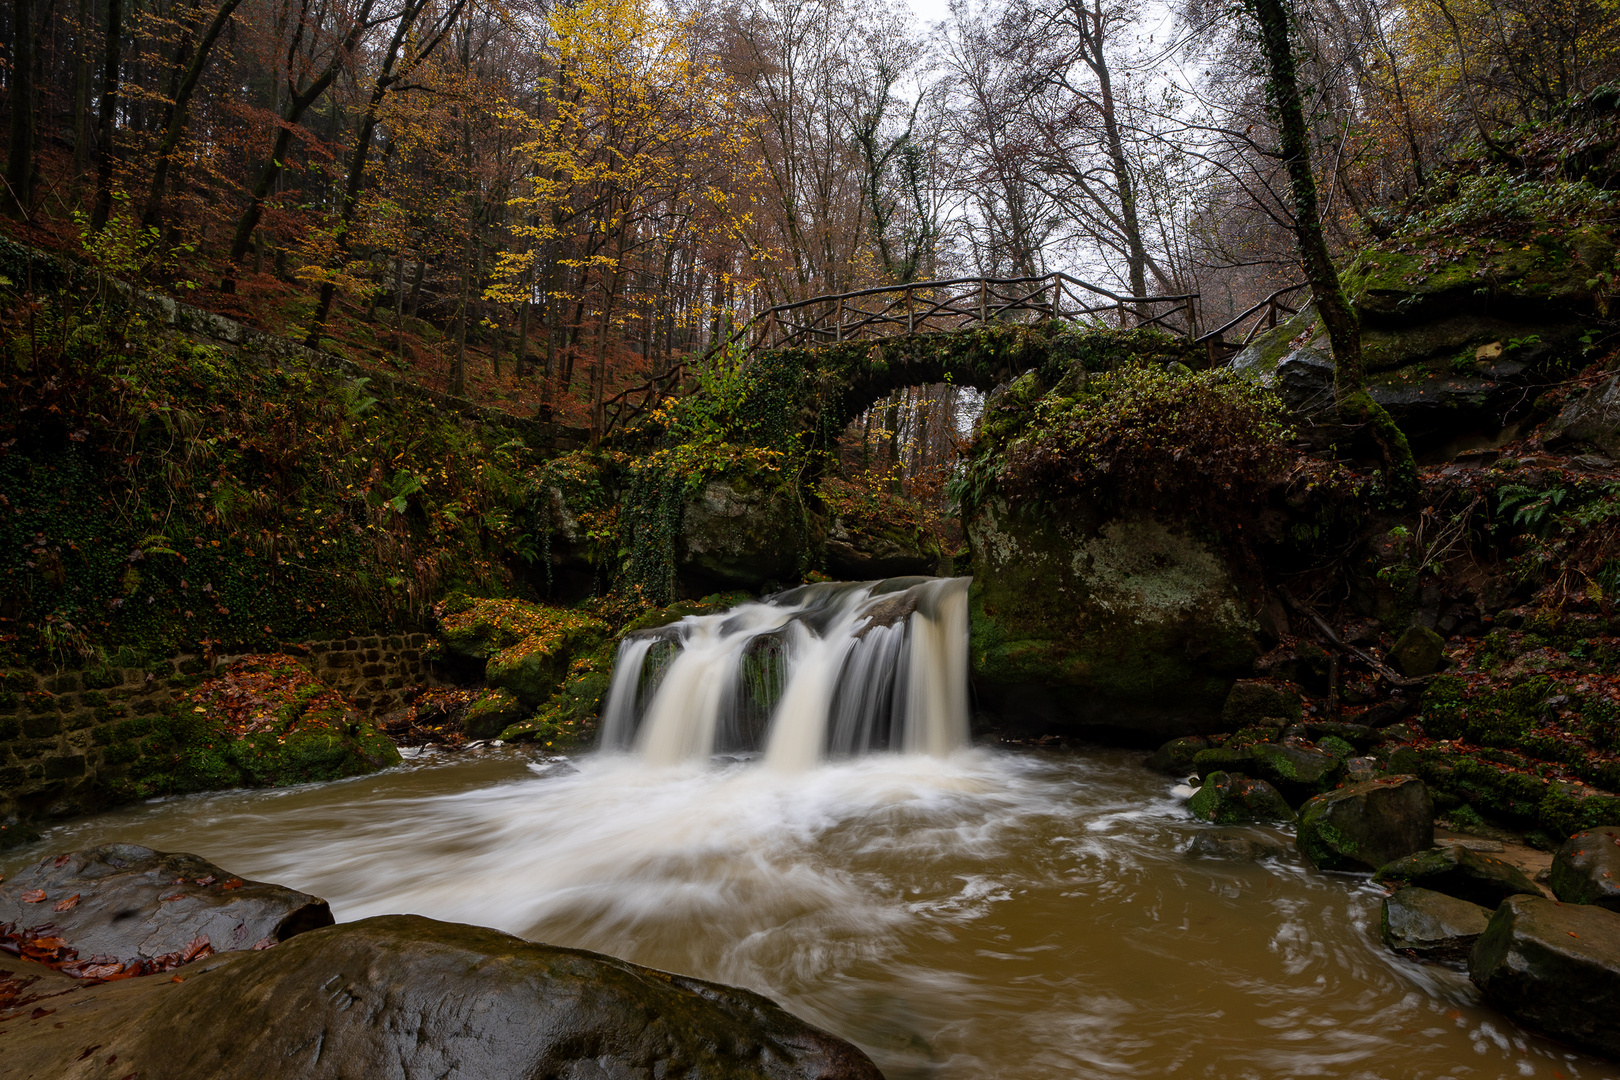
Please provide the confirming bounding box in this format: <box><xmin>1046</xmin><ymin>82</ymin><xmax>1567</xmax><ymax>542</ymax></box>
<box><xmin>602</xmin><ymin>273</ymin><xmax>1308</xmax><ymax>435</ymax></box>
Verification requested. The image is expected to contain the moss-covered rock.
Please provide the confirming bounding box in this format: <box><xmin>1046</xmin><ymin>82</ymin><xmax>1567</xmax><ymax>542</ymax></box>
<box><xmin>99</xmin><ymin>656</ymin><xmax>400</xmax><ymax>799</ymax></box>
<box><xmin>1373</xmin><ymin>844</ymin><xmax>1543</xmax><ymax>907</ymax></box>
<box><xmin>1146</xmin><ymin>735</ymin><xmax>1211</xmax><ymax>775</ymax></box>
<box><xmin>1193</xmin><ymin>746</ymin><xmax>1257</xmax><ymax>778</ymax></box>
<box><xmin>464</xmin><ymin>689</ymin><xmax>527</xmax><ymax>741</ymax></box>
<box><xmin>1186</xmin><ymin>771</ymin><xmax>1297</xmax><ymax>824</ymax></box>
<box><xmin>1391</xmin><ymin>624</ymin><xmax>1446</xmax><ymax>677</ymax></box>
<box><xmin>969</xmin><ymin>507</ymin><xmax>1259</xmax><ymax>740</ymax></box>
<box><xmin>437</xmin><ymin>596</ymin><xmax>610</xmax><ymax>707</ymax></box>
<box><xmin>677</xmin><ymin>475</ymin><xmax>814</xmax><ymax>591</ymax></box>
<box><xmin>1249</xmin><ymin>742</ymin><xmax>1345</xmax><ymax>805</ymax></box>
<box><xmin>1221</xmin><ymin>680</ymin><xmax>1303</xmax><ymax>728</ymax></box>
<box><xmin>1297</xmin><ymin>775</ymin><xmax>1434</xmax><ymax>872</ymax></box>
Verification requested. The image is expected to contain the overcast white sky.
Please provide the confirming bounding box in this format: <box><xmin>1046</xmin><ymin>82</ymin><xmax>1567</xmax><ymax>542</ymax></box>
<box><xmin>904</xmin><ymin>0</ymin><xmax>954</xmax><ymax>31</ymax></box>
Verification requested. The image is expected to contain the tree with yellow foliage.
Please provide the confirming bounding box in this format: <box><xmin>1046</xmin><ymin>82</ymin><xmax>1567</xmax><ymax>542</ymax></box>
<box><xmin>488</xmin><ymin>0</ymin><xmax>762</xmax><ymax>440</ymax></box>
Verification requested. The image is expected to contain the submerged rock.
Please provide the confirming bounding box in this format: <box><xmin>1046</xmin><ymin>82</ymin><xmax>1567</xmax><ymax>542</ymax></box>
<box><xmin>1469</xmin><ymin>895</ymin><xmax>1620</xmax><ymax>1059</ymax></box>
<box><xmin>1372</xmin><ymin>844</ymin><xmax>1543</xmax><ymax>907</ymax></box>
<box><xmin>0</xmin><ymin>914</ymin><xmax>883</xmax><ymax>1080</ymax></box>
<box><xmin>1297</xmin><ymin>776</ymin><xmax>1434</xmax><ymax>872</ymax></box>
<box><xmin>1185</xmin><ymin>829</ymin><xmax>1287</xmax><ymax>861</ymax></box>
<box><xmin>1550</xmin><ymin>827</ymin><xmax>1620</xmax><ymax>911</ymax></box>
<box><xmin>0</xmin><ymin>844</ymin><xmax>331</xmax><ymax>973</ymax></box>
<box><xmin>1381</xmin><ymin>885</ymin><xmax>1492</xmax><ymax>961</ymax></box>
<box><xmin>1186</xmin><ymin>771</ymin><xmax>1297</xmax><ymax>825</ymax></box>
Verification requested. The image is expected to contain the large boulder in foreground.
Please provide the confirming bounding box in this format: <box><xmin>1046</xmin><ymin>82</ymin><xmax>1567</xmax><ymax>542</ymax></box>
<box><xmin>1550</xmin><ymin>826</ymin><xmax>1620</xmax><ymax>911</ymax></box>
<box><xmin>1</xmin><ymin>914</ymin><xmax>882</xmax><ymax>1080</ymax></box>
<box><xmin>1372</xmin><ymin>844</ymin><xmax>1543</xmax><ymax>908</ymax></box>
<box><xmin>969</xmin><ymin>505</ymin><xmax>1259</xmax><ymax>741</ymax></box>
<box><xmin>1381</xmin><ymin>885</ymin><xmax>1492</xmax><ymax>962</ymax></box>
<box><xmin>1296</xmin><ymin>776</ymin><xmax>1433</xmax><ymax>872</ymax></box>
<box><xmin>0</xmin><ymin>844</ymin><xmax>331</xmax><ymax>974</ymax></box>
<box><xmin>1469</xmin><ymin>895</ymin><xmax>1620</xmax><ymax>1059</ymax></box>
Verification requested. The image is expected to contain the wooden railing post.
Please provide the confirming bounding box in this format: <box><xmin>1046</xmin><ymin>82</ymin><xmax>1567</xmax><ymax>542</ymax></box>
<box><xmin>835</xmin><ymin>298</ymin><xmax>843</xmax><ymax>343</ymax></box>
<box><xmin>906</xmin><ymin>286</ymin><xmax>913</xmax><ymax>335</ymax></box>
<box><xmin>979</xmin><ymin>280</ymin><xmax>987</xmax><ymax>325</ymax></box>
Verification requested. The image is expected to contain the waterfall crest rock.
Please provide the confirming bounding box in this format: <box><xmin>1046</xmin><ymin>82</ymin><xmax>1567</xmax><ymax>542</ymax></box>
<box><xmin>0</xmin><ymin>913</ymin><xmax>884</xmax><ymax>1080</ymax></box>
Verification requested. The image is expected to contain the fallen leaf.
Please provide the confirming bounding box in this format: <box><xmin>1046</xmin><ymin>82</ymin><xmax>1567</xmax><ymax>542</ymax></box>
<box><xmin>160</xmin><ymin>893</ymin><xmax>186</xmax><ymax>902</ymax></box>
<box><xmin>193</xmin><ymin>876</ymin><xmax>216</xmax><ymax>887</ymax></box>
<box><xmin>170</xmin><ymin>975</ymin><xmax>184</xmax><ymax>983</ymax></box>
<box><xmin>220</xmin><ymin>878</ymin><xmax>244</xmax><ymax>890</ymax></box>
<box><xmin>20</xmin><ymin>890</ymin><xmax>47</xmax><ymax>903</ymax></box>
<box><xmin>53</xmin><ymin>894</ymin><xmax>80</xmax><ymax>912</ymax></box>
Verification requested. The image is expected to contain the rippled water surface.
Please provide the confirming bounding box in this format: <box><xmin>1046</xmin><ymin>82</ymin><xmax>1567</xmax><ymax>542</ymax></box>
<box><xmin>5</xmin><ymin>747</ymin><xmax>1615</xmax><ymax>1079</ymax></box>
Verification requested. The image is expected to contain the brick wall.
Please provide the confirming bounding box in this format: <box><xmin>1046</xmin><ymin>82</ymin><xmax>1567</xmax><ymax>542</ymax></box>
<box><xmin>1</xmin><ymin>633</ymin><xmax>444</xmax><ymax>844</ymax></box>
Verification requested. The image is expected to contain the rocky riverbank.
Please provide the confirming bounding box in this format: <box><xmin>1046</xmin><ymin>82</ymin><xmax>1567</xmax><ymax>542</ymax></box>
<box><xmin>0</xmin><ymin>844</ymin><xmax>882</xmax><ymax>1080</ymax></box>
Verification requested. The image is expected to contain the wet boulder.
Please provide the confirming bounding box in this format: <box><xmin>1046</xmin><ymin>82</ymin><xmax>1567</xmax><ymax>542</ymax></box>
<box><xmin>0</xmin><ymin>914</ymin><xmax>883</xmax><ymax>1080</ymax></box>
<box><xmin>1186</xmin><ymin>772</ymin><xmax>1297</xmax><ymax>825</ymax></box>
<box><xmin>1297</xmin><ymin>776</ymin><xmax>1434</xmax><ymax>872</ymax></box>
<box><xmin>1146</xmin><ymin>736</ymin><xmax>1210</xmax><ymax>775</ymax></box>
<box><xmin>1381</xmin><ymin>885</ymin><xmax>1492</xmax><ymax>962</ymax></box>
<box><xmin>1249</xmin><ymin>742</ymin><xmax>1345</xmax><ymax>805</ymax></box>
<box><xmin>0</xmin><ymin>845</ymin><xmax>331</xmax><ymax>974</ymax></box>
<box><xmin>1372</xmin><ymin>844</ymin><xmax>1543</xmax><ymax>908</ymax></box>
<box><xmin>461</xmin><ymin>688</ymin><xmax>527</xmax><ymax>741</ymax></box>
<box><xmin>1549</xmin><ymin>826</ymin><xmax>1620</xmax><ymax>911</ymax></box>
<box><xmin>1469</xmin><ymin>895</ymin><xmax>1620</xmax><ymax>1059</ymax></box>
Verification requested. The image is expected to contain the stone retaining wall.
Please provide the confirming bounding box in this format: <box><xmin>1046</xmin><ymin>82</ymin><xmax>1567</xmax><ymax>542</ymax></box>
<box><xmin>1</xmin><ymin>633</ymin><xmax>442</xmax><ymax>841</ymax></box>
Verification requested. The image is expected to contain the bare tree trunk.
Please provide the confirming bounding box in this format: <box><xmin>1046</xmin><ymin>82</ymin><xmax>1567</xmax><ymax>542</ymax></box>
<box><xmin>143</xmin><ymin>0</ymin><xmax>244</xmax><ymax>226</ymax></box>
<box><xmin>88</xmin><ymin>0</ymin><xmax>122</xmax><ymax>231</ymax></box>
<box><xmin>1246</xmin><ymin>0</ymin><xmax>1413</xmax><ymax>497</ymax></box>
<box><xmin>72</xmin><ymin>0</ymin><xmax>91</xmax><ymax>174</ymax></box>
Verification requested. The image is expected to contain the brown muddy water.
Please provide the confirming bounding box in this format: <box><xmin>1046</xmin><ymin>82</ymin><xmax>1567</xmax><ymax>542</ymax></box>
<box><xmin>4</xmin><ymin>746</ymin><xmax>1616</xmax><ymax>1080</ymax></box>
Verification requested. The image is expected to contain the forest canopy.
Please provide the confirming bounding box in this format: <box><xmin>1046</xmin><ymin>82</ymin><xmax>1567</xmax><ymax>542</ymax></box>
<box><xmin>1</xmin><ymin>0</ymin><xmax>1617</xmax><ymax>439</ymax></box>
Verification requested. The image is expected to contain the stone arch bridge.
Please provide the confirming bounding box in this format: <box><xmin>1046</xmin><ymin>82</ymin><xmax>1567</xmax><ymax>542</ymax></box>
<box><xmin>602</xmin><ymin>273</ymin><xmax>1306</xmax><ymax>436</ymax></box>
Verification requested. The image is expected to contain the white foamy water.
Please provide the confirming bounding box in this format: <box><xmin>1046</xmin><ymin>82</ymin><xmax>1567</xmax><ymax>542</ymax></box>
<box><xmin>8</xmin><ymin>748</ymin><xmax>1615</xmax><ymax>1080</ymax></box>
<box><xmin>607</xmin><ymin>577</ymin><xmax>971</xmax><ymax>769</ymax></box>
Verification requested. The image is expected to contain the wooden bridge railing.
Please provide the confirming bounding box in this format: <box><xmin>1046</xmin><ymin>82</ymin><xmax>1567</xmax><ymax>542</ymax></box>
<box><xmin>601</xmin><ymin>274</ymin><xmax>1309</xmax><ymax>435</ymax></box>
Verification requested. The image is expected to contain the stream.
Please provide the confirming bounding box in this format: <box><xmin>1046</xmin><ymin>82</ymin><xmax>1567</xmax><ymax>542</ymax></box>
<box><xmin>4</xmin><ymin>745</ymin><xmax>1615</xmax><ymax>1079</ymax></box>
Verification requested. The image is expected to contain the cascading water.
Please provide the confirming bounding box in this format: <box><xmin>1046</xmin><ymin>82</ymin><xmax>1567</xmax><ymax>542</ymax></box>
<box><xmin>600</xmin><ymin>576</ymin><xmax>971</xmax><ymax>769</ymax></box>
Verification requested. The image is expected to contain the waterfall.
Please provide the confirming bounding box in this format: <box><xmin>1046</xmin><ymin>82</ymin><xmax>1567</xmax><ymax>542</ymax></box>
<box><xmin>601</xmin><ymin>577</ymin><xmax>971</xmax><ymax>768</ymax></box>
